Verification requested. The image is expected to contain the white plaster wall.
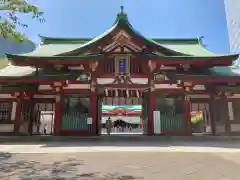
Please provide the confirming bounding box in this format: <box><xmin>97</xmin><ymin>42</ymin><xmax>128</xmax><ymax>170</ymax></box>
<box><xmin>131</xmin><ymin>78</ymin><xmax>148</xmax><ymax>84</ymax></box>
<box><xmin>155</xmin><ymin>84</ymin><xmax>180</xmax><ymax>89</ymax></box>
<box><xmin>63</xmin><ymin>84</ymin><xmax>90</xmax><ymax>89</ymax></box>
<box><xmin>231</xmin><ymin>124</ymin><xmax>240</xmax><ymax>132</ymax></box>
<box><xmin>0</xmin><ymin>94</ymin><xmax>12</xmax><ymax>98</ymax></box>
<box><xmin>11</xmin><ymin>102</ymin><xmax>17</xmax><ymax>120</ymax></box>
<box><xmin>0</xmin><ymin>124</ymin><xmax>14</xmax><ymax>132</ymax></box>
<box><xmin>19</xmin><ymin>121</ymin><xmax>29</xmax><ymax>134</ymax></box>
<box><xmin>188</xmin><ymin>94</ymin><xmax>210</xmax><ymax>98</ymax></box>
<box><xmin>228</xmin><ymin>101</ymin><xmax>234</xmax><ymax>121</ymax></box>
<box><xmin>216</xmin><ymin>124</ymin><xmax>225</xmax><ymax>134</ymax></box>
<box><xmin>215</xmin><ymin>124</ymin><xmax>240</xmax><ymax>134</ymax></box>
<box><xmin>228</xmin><ymin>94</ymin><xmax>240</xmax><ymax>99</ymax></box>
<box><xmin>32</xmin><ymin>123</ymin><xmax>39</xmax><ymax>134</ymax></box>
<box><xmin>97</xmin><ymin>78</ymin><xmax>114</xmax><ymax>84</ymax></box>
<box><xmin>33</xmin><ymin>95</ymin><xmax>55</xmax><ymax>98</ymax></box>
<box><xmin>38</xmin><ymin>85</ymin><xmax>52</xmax><ymax>90</ymax></box>
<box><xmin>192</xmin><ymin>85</ymin><xmax>205</xmax><ymax>90</ymax></box>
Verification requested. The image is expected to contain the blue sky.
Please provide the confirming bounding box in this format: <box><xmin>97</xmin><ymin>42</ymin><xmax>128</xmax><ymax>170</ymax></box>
<box><xmin>20</xmin><ymin>0</ymin><xmax>229</xmax><ymax>54</ymax></box>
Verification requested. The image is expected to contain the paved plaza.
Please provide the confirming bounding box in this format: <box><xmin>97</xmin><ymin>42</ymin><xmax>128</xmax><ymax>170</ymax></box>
<box><xmin>0</xmin><ymin>141</ymin><xmax>240</xmax><ymax>180</ymax></box>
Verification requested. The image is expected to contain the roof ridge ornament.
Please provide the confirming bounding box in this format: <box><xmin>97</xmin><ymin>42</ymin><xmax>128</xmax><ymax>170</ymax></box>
<box><xmin>114</xmin><ymin>5</ymin><xmax>128</xmax><ymax>24</ymax></box>
<box><xmin>120</xmin><ymin>5</ymin><xmax>124</xmax><ymax>14</ymax></box>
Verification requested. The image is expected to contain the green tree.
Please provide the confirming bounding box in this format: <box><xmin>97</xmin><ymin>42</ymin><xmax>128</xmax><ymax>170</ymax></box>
<box><xmin>0</xmin><ymin>0</ymin><xmax>44</xmax><ymax>41</ymax></box>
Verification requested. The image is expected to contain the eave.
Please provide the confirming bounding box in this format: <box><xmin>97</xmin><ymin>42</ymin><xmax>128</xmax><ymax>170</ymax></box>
<box><xmin>6</xmin><ymin>53</ymin><xmax>104</xmax><ymax>66</ymax></box>
<box><xmin>0</xmin><ymin>69</ymin><xmax>87</xmax><ymax>82</ymax></box>
<box><xmin>166</xmin><ymin>72</ymin><xmax>240</xmax><ymax>84</ymax></box>
<box><xmin>215</xmin><ymin>85</ymin><xmax>240</xmax><ymax>93</ymax></box>
<box><xmin>140</xmin><ymin>54</ymin><xmax>239</xmax><ymax>66</ymax></box>
<box><xmin>5</xmin><ymin>52</ymin><xmax>239</xmax><ymax>67</ymax></box>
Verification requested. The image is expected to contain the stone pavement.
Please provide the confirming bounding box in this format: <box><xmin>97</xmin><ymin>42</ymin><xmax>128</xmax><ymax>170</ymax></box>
<box><xmin>0</xmin><ymin>142</ymin><xmax>240</xmax><ymax>180</ymax></box>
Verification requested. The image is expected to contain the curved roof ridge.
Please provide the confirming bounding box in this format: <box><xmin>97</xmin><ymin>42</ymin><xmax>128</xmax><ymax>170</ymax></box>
<box><xmin>53</xmin><ymin>6</ymin><xmax>188</xmax><ymax>56</ymax></box>
<box><xmin>196</xmin><ymin>37</ymin><xmax>218</xmax><ymax>55</ymax></box>
<box><xmin>153</xmin><ymin>37</ymin><xmax>199</xmax><ymax>42</ymax></box>
<box><xmin>39</xmin><ymin>35</ymin><xmax>92</xmax><ymax>41</ymax></box>
<box><xmin>40</xmin><ymin>36</ymin><xmax>200</xmax><ymax>42</ymax></box>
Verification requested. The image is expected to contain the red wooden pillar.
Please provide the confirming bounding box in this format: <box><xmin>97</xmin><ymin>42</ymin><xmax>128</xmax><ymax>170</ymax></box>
<box><xmin>13</xmin><ymin>94</ymin><xmax>23</xmax><ymax>134</ymax></box>
<box><xmin>184</xmin><ymin>95</ymin><xmax>191</xmax><ymax>135</ymax></box>
<box><xmin>54</xmin><ymin>92</ymin><xmax>63</xmax><ymax>136</ymax></box>
<box><xmin>209</xmin><ymin>94</ymin><xmax>216</xmax><ymax>135</ymax></box>
<box><xmin>221</xmin><ymin>94</ymin><xmax>231</xmax><ymax>134</ymax></box>
<box><xmin>147</xmin><ymin>90</ymin><xmax>155</xmax><ymax>136</ymax></box>
<box><xmin>90</xmin><ymin>91</ymin><xmax>98</xmax><ymax>135</ymax></box>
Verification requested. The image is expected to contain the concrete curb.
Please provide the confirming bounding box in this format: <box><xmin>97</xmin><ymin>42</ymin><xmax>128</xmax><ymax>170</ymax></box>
<box><xmin>0</xmin><ymin>135</ymin><xmax>240</xmax><ymax>144</ymax></box>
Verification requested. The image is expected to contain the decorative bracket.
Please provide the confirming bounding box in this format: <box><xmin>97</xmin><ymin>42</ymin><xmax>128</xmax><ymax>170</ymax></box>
<box><xmin>90</xmin><ymin>61</ymin><xmax>99</xmax><ymax>72</ymax></box>
<box><xmin>90</xmin><ymin>79</ymin><xmax>97</xmax><ymax>92</ymax></box>
<box><xmin>51</xmin><ymin>81</ymin><xmax>63</xmax><ymax>92</ymax></box>
<box><xmin>217</xmin><ymin>92</ymin><xmax>234</xmax><ymax>97</ymax></box>
<box><xmin>176</xmin><ymin>80</ymin><xmax>194</xmax><ymax>92</ymax></box>
<box><xmin>148</xmin><ymin>60</ymin><xmax>156</xmax><ymax>72</ymax></box>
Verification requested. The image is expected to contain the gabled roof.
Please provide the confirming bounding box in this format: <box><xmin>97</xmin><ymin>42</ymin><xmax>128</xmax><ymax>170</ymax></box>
<box><xmin>25</xmin><ymin>37</ymin><xmax>219</xmax><ymax>57</ymax></box>
<box><xmin>40</xmin><ymin>6</ymin><xmax>185</xmax><ymax>57</ymax></box>
<box><xmin>7</xmin><ymin>6</ymin><xmax>238</xmax><ymax>60</ymax></box>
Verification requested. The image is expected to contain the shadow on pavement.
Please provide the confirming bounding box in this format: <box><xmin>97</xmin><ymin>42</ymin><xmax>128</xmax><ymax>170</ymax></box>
<box><xmin>0</xmin><ymin>153</ymin><xmax>143</xmax><ymax>180</ymax></box>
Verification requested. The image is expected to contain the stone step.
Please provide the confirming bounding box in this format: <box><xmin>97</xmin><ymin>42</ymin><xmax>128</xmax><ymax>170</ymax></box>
<box><xmin>0</xmin><ymin>135</ymin><xmax>240</xmax><ymax>144</ymax></box>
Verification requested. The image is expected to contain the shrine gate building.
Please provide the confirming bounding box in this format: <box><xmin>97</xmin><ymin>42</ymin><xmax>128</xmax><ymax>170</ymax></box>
<box><xmin>0</xmin><ymin>7</ymin><xmax>240</xmax><ymax>136</ymax></box>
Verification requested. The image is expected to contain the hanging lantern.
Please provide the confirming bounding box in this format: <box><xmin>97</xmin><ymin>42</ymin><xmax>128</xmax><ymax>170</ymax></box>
<box><xmin>126</xmin><ymin>89</ymin><xmax>129</xmax><ymax>97</ymax></box>
<box><xmin>185</xmin><ymin>86</ymin><xmax>190</xmax><ymax>92</ymax></box>
<box><xmin>90</xmin><ymin>80</ymin><xmax>96</xmax><ymax>92</ymax></box>
<box><xmin>183</xmin><ymin>81</ymin><xmax>192</xmax><ymax>87</ymax></box>
<box><xmin>177</xmin><ymin>80</ymin><xmax>182</xmax><ymax>85</ymax></box>
<box><xmin>53</xmin><ymin>81</ymin><xmax>62</xmax><ymax>87</ymax></box>
<box><xmin>13</xmin><ymin>92</ymin><xmax>20</xmax><ymax>97</ymax></box>
<box><xmin>79</xmin><ymin>74</ymin><xmax>88</xmax><ymax>80</ymax></box>
<box><xmin>136</xmin><ymin>90</ymin><xmax>139</xmax><ymax>98</ymax></box>
<box><xmin>105</xmin><ymin>89</ymin><xmax>108</xmax><ymax>97</ymax></box>
<box><xmin>56</xmin><ymin>95</ymin><xmax>61</xmax><ymax>103</ymax></box>
<box><xmin>115</xmin><ymin>89</ymin><xmax>118</xmax><ymax>97</ymax></box>
<box><xmin>90</xmin><ymin>61</ymin><xmax>98</xmax><ymax>72</ymax></box>
<box><xmin>55</xmin><ymin>87</ymin><xmax>60</xmax><ymax>92</ymax></box>
<box><xmin>225</xmin><ymin>92</ymin><xmax>234</xmax><ymax>97</ymax></box>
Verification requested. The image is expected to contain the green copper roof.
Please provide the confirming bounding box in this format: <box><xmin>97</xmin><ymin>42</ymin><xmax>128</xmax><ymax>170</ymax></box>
<box><xmin>166</xmin><ymin>66</ymin><xmax>240</xmax><ymax>80</ymax></box>
<box><xmin>6</xmin><ymin>54</ymin><xmax>103</xmax><ymax>62</ymax></box>
<box><xmin>33</xmin><ymin>37</ymin><xmax>219</xmax><ymax>57</ymax></box>
<box><xmin>2</xmin><ymin>7</ymin><xmax>238</xmax><ymax>74</ymax></box>
<box><xmin>159</xmin><ymin>41</ymin><xmax>217</xmax><ymax>57</ymax></box>
<box><xmin>23</xmin><ymin>44</ymin><xmax>83</xmax><ymax>56</ymax></box>
<box><xmin>8</xmin><ymin>6</ymin><xmax>214</xmax><ymax>56</ymax></box>
<box><xmin>208</xmin><ymin>66</ymin><xmax>240</xmax><ymax>77</ymax></box>
<box><xmin>0</xmin><ymin>65</ymin><xmax>86</xmax><ymax>80</ymax></box>
<box><xmin>6</xmin><ymin>6</ymin><xmax>239</xmax><ymax>60</ymax></box>
<box><xmin>0</xmin><ymin>65</ymin><xmax>36</xmax><ymax>77</ymax></box>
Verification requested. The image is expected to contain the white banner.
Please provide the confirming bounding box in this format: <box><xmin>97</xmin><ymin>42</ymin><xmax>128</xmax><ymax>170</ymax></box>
<box><xmin>153</xmin><ymin>111</ymin><xmax>161</xmax><ymax>134</ymax></box>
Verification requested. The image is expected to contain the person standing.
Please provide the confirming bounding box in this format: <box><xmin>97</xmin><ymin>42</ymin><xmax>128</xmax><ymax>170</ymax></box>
<box><xmin>106</xmin><ymin>117</ymin><xmax>112</xmax><ymax>135</ymax></box>
<box><xmin>43</xmin><ymin>124</ymin><xmax>47</xmax><ymax>134</ymax></box>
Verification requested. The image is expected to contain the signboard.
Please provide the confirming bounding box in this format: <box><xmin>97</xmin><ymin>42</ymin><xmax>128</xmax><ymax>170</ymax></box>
<box><xmin>118</xmin><ymin>58</ymin><xmax>127</xmax><ymax>73</ymax></box>
<box><xmin>114</xmin><ymin>55</ymin><xmax>130</xmax><ymax>74</ymax></box>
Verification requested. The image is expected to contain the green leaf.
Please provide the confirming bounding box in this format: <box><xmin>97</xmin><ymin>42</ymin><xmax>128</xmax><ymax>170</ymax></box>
<box><xmin>0</xmin><ymin>0</ymin><xmax>44</xmax><ymax>42</ymax></box>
